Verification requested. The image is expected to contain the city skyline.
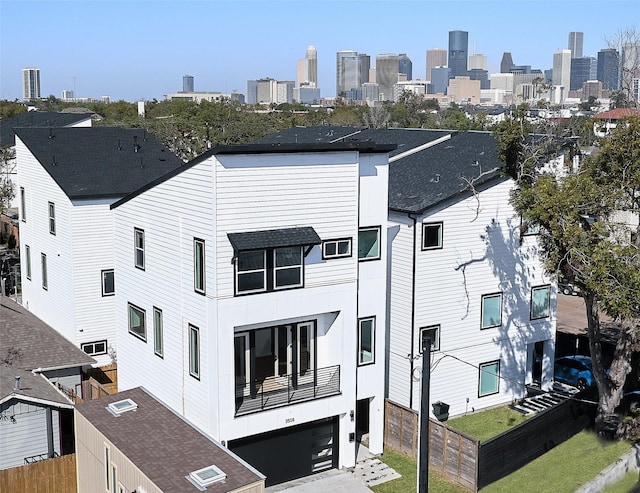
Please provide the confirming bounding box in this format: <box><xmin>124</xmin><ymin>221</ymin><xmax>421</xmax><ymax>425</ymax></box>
<box><xmin>0</xmin><ymin>0</ymin><xmax>634</xmax><ymax>102</ymax></box>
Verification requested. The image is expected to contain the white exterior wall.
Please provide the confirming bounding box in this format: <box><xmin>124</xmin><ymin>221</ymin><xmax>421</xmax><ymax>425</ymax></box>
<box><xmin>114</xmin><ymin>149</ymin><xmax>389</xmax><ymax>472</ymax></box>
<box><xmin>387</xmin><ymin>178</ymin><xmax>555</xmax><ymax>418</ymax></box>
<box><xmin>16</xmin><ymin>138</ymin><xmax>117</xmax><ymax>366</ymax></box>
<box><xmin>0</xmin><ymin>400</ymin><xmax>60</xmax><ymax>470</ymax></box>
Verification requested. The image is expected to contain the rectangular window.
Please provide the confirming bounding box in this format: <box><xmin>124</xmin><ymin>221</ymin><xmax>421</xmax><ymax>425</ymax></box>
<box><xmin>194</xmin><ymin>238</ymin><xmax>205</xmax><ymax>294</ymax></box>
<box><xmin>236</xmin><ymin>250</ymin><xmax>266</xmax><ymax>293</ymax></box>
<box><xmin>521</xmin><ymin>217</ymin><xmax>540</xmax><ymax>236</ymax></box>
<box><xmin>25</xmin><ymin>245</ymin><xmax>31</xmax><ymax>280</ymax></box>
<box><xmin>104</xmin><ymin>445</ymin><xmax>110</xmax><ymax>491</ymax></box>
<box><xmin>419</xmin><ymin>325</ymin><xmax>440</xmax><ymax>352</ymax></box>
<box><xmin>479</xmin><ymin>360</ymin><xmax>500</xmax><ymax>397</ymax></box>
<box><xmin>273</xmin><ymin>246</ymin><xmax>303</xmax><ymax>289</ymax></box>
<box><xmin>189</xmin><ymin>324</ymin><xmax>200</xmax><ymax>379</ymax></box>
<box><xmin>101</xmin><ymin>269</ymin><xmax>115</xmax><ymax>296</ymax></box>
<box><xmin>531</xmin><ymin>285</ymin><xmax>551</xmax><ymax>319</ymax></box>
<box><xmin>422</xmin><ymin>222</ymin><xmax>443</xmax><ymax>250</ymax></box>
<box><xmin>81</xmin><ymin>340</ymin><xmax>107</xmax><ymax>356</ymax></box>
<box><xmin>128</xmin><ymin>303</ymin><xmax>146</xmax><ymax>341</ymax></box>
<box><xmin>322</xmin><ymin>238</ymin><xmax>352</xmax><ymax>259</ymax></box>
<box><xmin>20</xmin><ymin>187</ymin><xmax>25</xmax><ymax>222</ymax></box>
<box><xmin>41</xmin><ymin>253</ymin><xmax>47</xmax><ymax>290</ymax></box>
<box><xmin>154</xmin><ymin>307</ymin><xmax>163</xmax><ymax>357</ymax></box>
<box><xmin>48</xmin><ymin>202</ymin><xmax>56</xmax><ymax>235</ymax></box>
<box><xmin>111</xmin><ymin>464</ymin><xmax>117</xmax><ymax>493</ymax></box>
<box><xmin>481</xmin><ymin>293</ymin><xmax>502</xmax><ymax>329</ymax></box>
<box><xmin>358</xmin><ymin>227</ymin><xmax>381</xmax><ymax>260</ymax></box>
<box><xmin>358</xmin><ymin>317</ymin><xmax>375</xmax><ymax>365</ymax></box>
<box><xmin>134</xmin><ymin>228</ymin><xmax>145</xmax><ymax>270</ymax></box>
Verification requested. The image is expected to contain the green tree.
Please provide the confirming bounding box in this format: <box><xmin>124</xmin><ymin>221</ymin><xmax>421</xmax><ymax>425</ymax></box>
<box><xmin>500</xmin><ymin>116</ymin><xmax>640</xmax><ymax>437</ymax></box>
<box><xmin>0</xmin><ymin>145</ymin><xmax>16</xmax><ymax>215</ymax></box>
<box><xmin>0</xmin><ymin>100</ymin><xmax>27</xmax><ymax>119</ymax></box>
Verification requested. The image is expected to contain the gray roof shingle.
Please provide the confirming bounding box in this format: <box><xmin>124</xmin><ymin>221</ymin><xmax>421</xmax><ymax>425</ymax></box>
<box><xmin>228</xmin><ymin>227</ymin><xmax>321</xmax><ymax>251</ymax></box>
<box><xmin>75</xmin><ymin>387</ymin><xmax>264</xmax><ymax>493</ymax></box>
<box><xmin>0</xmin><ymin>111</ymin><xmax>91</xmax><ymax>147</ymax></box>
<box><xmin>15</xmin><ymin>127</ymin><xmax>185</xmax><ymax>200</ymax></box>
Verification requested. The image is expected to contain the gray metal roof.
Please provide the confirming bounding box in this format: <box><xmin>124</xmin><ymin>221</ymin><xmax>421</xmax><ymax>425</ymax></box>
<box><xmin>75</xmin><ymin>387</ymin><xmax>264</xmax><ymax>493</ymax></box>
<box><xmin>228</xmin><ymin>227</ymin><xmax>321</xmax><ymax>251</ymax></box>
<box><xmin>0</xmin><ymin>111</ymin><xmax>92</xmax><ymax>147</ymax></box>
<box><xmin>14</xmin><ymin>127</ymin><xmax>185</xmax><ymax>200</ymax></box>
<box><xmin>0</xmin><ymin>297</ymin><xmax>95</xmax><ymax>372</ymax></box>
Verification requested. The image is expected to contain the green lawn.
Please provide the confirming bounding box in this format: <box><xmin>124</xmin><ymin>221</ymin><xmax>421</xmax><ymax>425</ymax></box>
<box><xmin>602</xmin><ymin>471</ymin><xmax>640</xmax><ymax>493</ymax></box>
<box><xmin>447</xmin><ymin>406</ymin><xmax>532</xmax><ymax>442</ymax></box>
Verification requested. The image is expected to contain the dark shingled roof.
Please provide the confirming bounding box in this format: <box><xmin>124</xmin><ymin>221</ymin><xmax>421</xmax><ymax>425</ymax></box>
<box><xmin>0</xmin><ymin>111</ymin><xmax>91</xmax><ymax>147</ymax></box>
<box><xmin>252</xmin><ymin>125</ymin><xmax>367</xmax><ymax>145</ymax></box>
<box><xmin>75</xmin><ymin>387</ymin><xmax>264</xmax><ymax>493</ymax></box>
<box><xmin>0</xmin><ymin>367</ymin><xmax>73</xmax><ymax>407</ymax></box>
<box><xmin>228</xmin><ymin>227</ymin><xmax>321</xmax><ymax>251</ymax></box>
<box><xmin>14</xmin><ymin>127</ymin><xmax>184</xmax><ymax>200</ymax></box>
<box><xmin>0</xmin><ymin>297</ymin><xmax>95</xmax><ymax>371</ymax></box>
<box><xmin>388</xmin><ymin>131</ymin><xmax>506</xmax><ymax>213</ymax></box>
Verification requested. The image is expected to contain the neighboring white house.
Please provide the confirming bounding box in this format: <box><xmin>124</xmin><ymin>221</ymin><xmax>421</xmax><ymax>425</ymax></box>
<box><xmin>255</xmin><ymin>127</ymin><xmax>558</xmax><ymax>419</ymax></box>
<box><xmin>0</xmin><ymin>296</ymin><xmax>95</xmax><ymax>470</ymax></box>
<box><xmin>14</xmin><ymin>127</ymin><xmax>184</xmax><ymax>366</ymax></box>
<box><xmin>110</xmin><ymin>141</ymin><xmax>393</xmax><ymax>486</ymax></box>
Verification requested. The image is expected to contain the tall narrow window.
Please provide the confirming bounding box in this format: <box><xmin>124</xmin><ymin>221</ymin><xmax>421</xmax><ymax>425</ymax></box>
<box><xmin>358</xmin><ymin>227</ymin><xmax>381</xmax><ymax>260</ymax></box>
<box><xmin>531</xmin><ymin>285</ymin><xmax>551</xmax><ymax>319</ymax></box>
<box><xmin>154</xmin><ymin>307</ymin><xmax>163</xmax><ymax>357</ymax></box>
<box><xmin>20</xmin><ymin>187</ymin><xmax>26</xmax><ymax>222</ymax></box>
<box><xmin>134</xmin><ymin>228</ymin><xmax>145</xmax><ymax>270</ymax></box>
<box><xmin>48</xmin><ymin>202</ymin><xmax>56</xmax><ymax>235</ymax></box>
<box><xmin>479</xmin><ymin>360</ymin><xmax>500</xmax><ymax>397</ymax></box>
<box><xmin>41</xmin><ymin>253</ymin><xmax>48</xmax><ymax>290</ymax></box>
<box><xmin>481</xmin><ymin>293</ymin><xmax>502</xmax><ymax>329</ymax></box>
<box><xmin>194</xmin><ymin>238</ymin><xmax>205</xmax><ymax>294</ymax></box>
<box><xmin>104</xmin><ymin>445</ymin><xmax>110</xmax><ymax>491</ymax></box>
<box><xmin>189</xmin><ymin>324</ymin><xmax>200</xmax><ymax>379</ymax></box>
<box><xmin>25</xmin><ymin>245</ymin><xmax>31</xmax><ymax>280</ymax></box>
<box><xmin>358</xmin><ymin>317</ymin><xmax>375</xmax><ymax>365</ymax></box>
<box><xmin>128</xmin><ymin>303</ymin><xmax>146</xmax><ymax>341</ymax></box>
<box><xmin>102</xmin><ymin>269</ymin><xmax>115</xmax><ymax>296</ymax></box>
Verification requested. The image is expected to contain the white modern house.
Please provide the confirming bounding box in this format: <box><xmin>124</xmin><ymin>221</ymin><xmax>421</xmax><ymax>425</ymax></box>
<box><xmin>255</xmin><ymin>126</ymin><xmax>559</xmax><ymax>419</ymax></box>
<box><xmin>14</xmin><ymin>127</ymin><xmax>184</xmax><ymax>366</ymax></box>
<box><xmin>110</xmin><ymin>141</ymin><xmax>393</xmax><ymax>486</ymax></box>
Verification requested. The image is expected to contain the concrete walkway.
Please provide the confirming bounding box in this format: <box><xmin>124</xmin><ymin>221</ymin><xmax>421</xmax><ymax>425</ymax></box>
<box><xmin>266</xmin><ymin>443</ymin><xmax>400</xmax><ymax>492</ymax></box>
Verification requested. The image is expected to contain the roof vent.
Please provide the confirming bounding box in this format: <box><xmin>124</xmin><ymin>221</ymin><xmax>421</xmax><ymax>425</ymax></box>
<box><xmin>430</xmin><ymin>174</ymin><xmax>441</xmax><ymax>183</ymax></box>
<box><xmin>13</xmin><ymin>376</ymin><xmax>20</xmax><ymax>391</ymax></box>
<box><xmin>106</xmin><ymin>398</ymin><xmax>138</xmax><ymax>416</ymax></box>
<box><xmin>187</xmin><ymin>465</ymin><xmax>226</xmax><ymax>488</ymax></box>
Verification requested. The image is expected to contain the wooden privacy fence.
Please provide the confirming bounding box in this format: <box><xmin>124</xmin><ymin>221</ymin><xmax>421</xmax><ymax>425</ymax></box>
<box><xmin>81</xmin><ymin>376</ymin><xmax>111</xmax><ymax>401</ymax></box>
<box><xmin>384</xmin><ymin>399</ymin><xmax>479</xmax><ymax>491</ymax></box>
<box><xmin>0</xmin><ymin>453</ymin><xmax>76</xmax><ymax>493</ymax></box>
<box><xmin>84</xmin><ymin>363</ymin><xmax>118</xmax><ymax>394</ymax></box>
<box><xmin>384</xmin><ymin>397</ymin><xmax>594</xmax><ymax>491</ymax></box>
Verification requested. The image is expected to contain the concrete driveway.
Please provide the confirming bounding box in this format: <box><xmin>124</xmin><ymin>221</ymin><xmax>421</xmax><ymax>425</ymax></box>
<box><xmin>266</xmin><ymin>468</ymin><xmax>372</xmax><ymax>492</ymax></box>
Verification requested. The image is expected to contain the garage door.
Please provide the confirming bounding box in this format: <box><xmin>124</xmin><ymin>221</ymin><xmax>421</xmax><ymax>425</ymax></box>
<box><xmin>229</xmin><ymin>417</ymin><xmax>338</xmax><ymax>486</ymax></box>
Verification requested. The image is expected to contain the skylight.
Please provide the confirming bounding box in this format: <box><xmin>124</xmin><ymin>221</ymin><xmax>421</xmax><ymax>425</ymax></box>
<box><xmin>106</xmin><ymin>398</ymin><xmax>138</xmax><ymax>416</ymax></box>
<box><xmin>189</xmin><ymin>465</ymin><xmax>226</xmax><ymax>488</ymax></box>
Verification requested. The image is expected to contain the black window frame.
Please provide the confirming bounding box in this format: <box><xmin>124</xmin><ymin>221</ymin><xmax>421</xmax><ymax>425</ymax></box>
<box><xmin>530</xmin><ymin>284</ymin><xmax>551</xmax><ymax>320</ymax></box>
<box><xmin>478</xmin><ymin>360</ymin><xmax>501</xmax><ymax>397</ymax></box>
<box><xmin>322</xmin><ymin>238</ymin><xmax>352</xmax><ymax>259</ymax></box>
<box><xmin>25</xmin><ymin>245</ymin><xmax>31</xmax><ymax>280</ymax></box>
<box><xmin>480</xmin><ymin>292</ymin><xmax>503</xmax><ymax>329</ymax></box>
<box><xmin>48</xmin><ymin>201</ymin><xmax>56</xmax><ymax>235</ymax></box>
<box><xmin>20</xmin><ymin>187</ymin><xmax>26</xmax><ymax>222</ymax></box>
<box><xmin>41</xmin><ymin>252</ymin><xmax>47</xmax><ymax>290</ymax></box>
<box><xmin>357</xmin><ymin>316</ymin><xmax>376</xmax><ymax>366</ymax></box>
<box><xmin>235</xmin><ymin>245</ymin><xmax>305</xmax><ymax>295</ymax></box>
<box><xmin>422</xmin><ymin>222</ymin><xmax>443</xmax><ymax>250</ymax></box>
<box><xmin>153</xmin><ymin>306</ymin><xmax>163</xmax><ymax>358</ymax></box>
<box><xmin>418</xmin><ymin>325</ymin><xmax>441</xmax><ymax>352</ymax></box>
<box><xmin>358</xmin><ymin>226</ymin><xmax>381</xmax><ymax>261</ymax></box>
<box><xmin>101</xmin><ymin>269</ymin><xmax>115</xmax><ymax>297</ymax></box>
<box><xmin>194</xmin><ymin>238</ymin><xmax>206</xmax><ymax>295</ymax></box>
<box><xmin>189</xmin><ymin>324</ymin><xmax>200</xmax><ymax>379</ymax></box>
<box><xmin>81</xmin><ymin>340</ymin><xmax>108</xmax><ymax>356</ymax></box>
<box><xmin>127</xmin><ymin>302</ymin><xmax>146</xmax><ymax>342</ymax></box>
<box><xmin>134</xmin><ymin>228</ymin><xmax>145</xmax><ymax>270</ymax></box>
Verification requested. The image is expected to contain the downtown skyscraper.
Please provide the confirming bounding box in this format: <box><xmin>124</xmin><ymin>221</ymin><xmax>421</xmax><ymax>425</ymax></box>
<box><xmin>297</xmin><ymin>45</ymin><xmax>318</xmax><ymax>87</ymax></box>
<box><xmin>376</xmin><ymin>54</ymin><xmax>399</xmax><ymax>101</ymax></box>
<box><xmin>568</xmin><ymin>31</ymin><xmax>584</xmax><ymax>58</ymax></box>
<box><xmin>448</xmin><ymin>30</ymin><xmax>468</xmax><ymax>78</ymax></box>
<box><xmin>22</xmin><ymin>67</ymin><xmax>41</xmax><ymax>100</ymax></box>
<box><xmin>597</xmin><ymin>48</ymin><xmax>619</xmax><ymax>91</ymax></box>
<box><xmin>336</xmin><ymin>50</ymin><xmax>369</xmax><ymax>97</ymax></box>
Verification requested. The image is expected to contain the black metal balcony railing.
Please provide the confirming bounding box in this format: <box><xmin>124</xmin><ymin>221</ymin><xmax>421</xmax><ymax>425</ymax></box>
<box><xmin>24</xmin><ymin>451</ymin><xmax>59</xmax><ymax>464</ymax></box>
<box><xmin>235</xmin><ymin>364</ymin><xmax>341</xmax><ymax>416</ymax></box>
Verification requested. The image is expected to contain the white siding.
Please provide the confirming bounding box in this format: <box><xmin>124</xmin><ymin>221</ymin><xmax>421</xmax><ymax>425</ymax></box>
<box><xmin>387</xmin><ymin>178</ymin><xmax>555</xmax><ymax>417</ymax></box>
<box><xmin>0</xmin><ymin>400</ymin><xmax>60</xmax><ymax>470</ymax></box>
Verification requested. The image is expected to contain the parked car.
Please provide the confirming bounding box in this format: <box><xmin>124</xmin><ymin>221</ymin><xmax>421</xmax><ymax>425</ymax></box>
<box><xmin>554</xmin><ymin>355</ymin><xmax>594</xmax><ymax>391</ymax></box>
<box><xmin>558</xmin><ymin>278</ymin><xmax>581</xmax><ymax>296</ymax></box>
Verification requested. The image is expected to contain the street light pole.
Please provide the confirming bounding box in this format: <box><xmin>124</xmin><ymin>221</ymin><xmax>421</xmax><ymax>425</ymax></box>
<box><xmin>418</xmin><ymin>334</ymin><xmax>431</xmax><ymax>492</ymax></box>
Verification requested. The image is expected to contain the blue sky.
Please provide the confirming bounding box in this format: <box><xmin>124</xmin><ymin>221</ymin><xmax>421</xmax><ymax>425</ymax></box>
<box><xmin>0</xmin><ymin>0</ymin><xmax>634</xmax><ymax>102</ymax></box>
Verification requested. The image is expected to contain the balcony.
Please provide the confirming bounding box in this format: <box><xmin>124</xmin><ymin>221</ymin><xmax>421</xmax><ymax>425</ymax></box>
<box><xmin>235</xmin><ymin>364</ymin><xmax>341</xmax><ymax>416</ymax></box>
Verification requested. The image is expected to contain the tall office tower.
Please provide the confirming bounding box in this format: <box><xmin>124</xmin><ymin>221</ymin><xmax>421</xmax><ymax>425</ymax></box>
<box><xmin>468</xmin><ymin>69</ymin><xmax>490</xmax><ymax>89</ymax></box>
<box><xmin>276</xmin><ymin>81</ymin><xmax>295</xmax><ymax>104</ymax></box>
<box><xmin>570</xmin><ymin>57</ymin><xmax>597</xmax><ymax>91</ymax></box>
<box><xmin>597</xmin><ymin>48</ymin><xmax>620</xmax><ymax>90</ymax></box>
<box><xmin>297</xmin><ymin>45</ymin><xmax>318</xmax><ymax>87</ymax></box>
<box><xmin>448</xmin><ymin>30</ymin><xmax>469</xmax><ymax>77</ymax></box>
<box><xmin>468</xmin><ymin>53</ymin><xmax>488</xmax><ymax>71</ymax></box>
<box><xmin>336</xmin><ymin>50</ymin><xmax>360</xmax><ymax>96</ymax></box>
<box><xmin>552</xmin><ymin>49</ymin><xmax>572</xmax><ymax>89</ymax></box>
<box><xmin>622</xmin><ymin>42</ymin><xmax>640</xmax><ymax>100</ymax></box>
<box><xmin>22</xmin><ymin>67</ymin><xmax>41</xmax><ymax>100</ymax></box>
<box><xmin>61</xmin><ymin>90</ymin><xmax>74</xmax><ymax>100</ymax></box>
<box><xmin>183</xmin><ymin>75</ymin><xmax>194</xmax><ymax>92</ymax></box>
<box><xmin>430</xmin><ymin>67</ymin><xmax>450</xmax><ymax>94</ymax></box>
<box><xmin>568</xmin><ymin>32</ymin><xmax>584</xmax><ymax>59</ymax></box>
<box><xmin>426</xmin><ymin>48</ymin><xmax>447</xmax><ymax>80</ymax></box>
<box><xmin>376</xmin><ymin>54</ymin><xmax>400</xmax><ymax>101</ymax></box>
<box><xmin>398</xmin><ymin>54</ymin><xmax>412</xmax><ymax>81</ymax></box>
<box><xmin>500</xmin><ymin>52</ymin><xmax>514</xmax><ymax>73</ymax></box>
<box><xmin>359</xmin><ymin>54</ymin><xmax>371</xmax><ymax>85</ymax></box>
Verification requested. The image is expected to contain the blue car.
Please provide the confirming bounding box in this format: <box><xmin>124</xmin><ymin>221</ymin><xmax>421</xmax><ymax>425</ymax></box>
<box><xmin>554</xmin><ymin>355</ymin><xmax>594</xmax><ymax>391</ymax></box>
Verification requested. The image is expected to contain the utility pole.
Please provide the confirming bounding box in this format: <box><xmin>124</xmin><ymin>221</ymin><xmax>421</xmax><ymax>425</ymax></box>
<box><xmin>418</xmin><ymin>334</ymin><xmax>431</xmax><ymax>492</ymax></box>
